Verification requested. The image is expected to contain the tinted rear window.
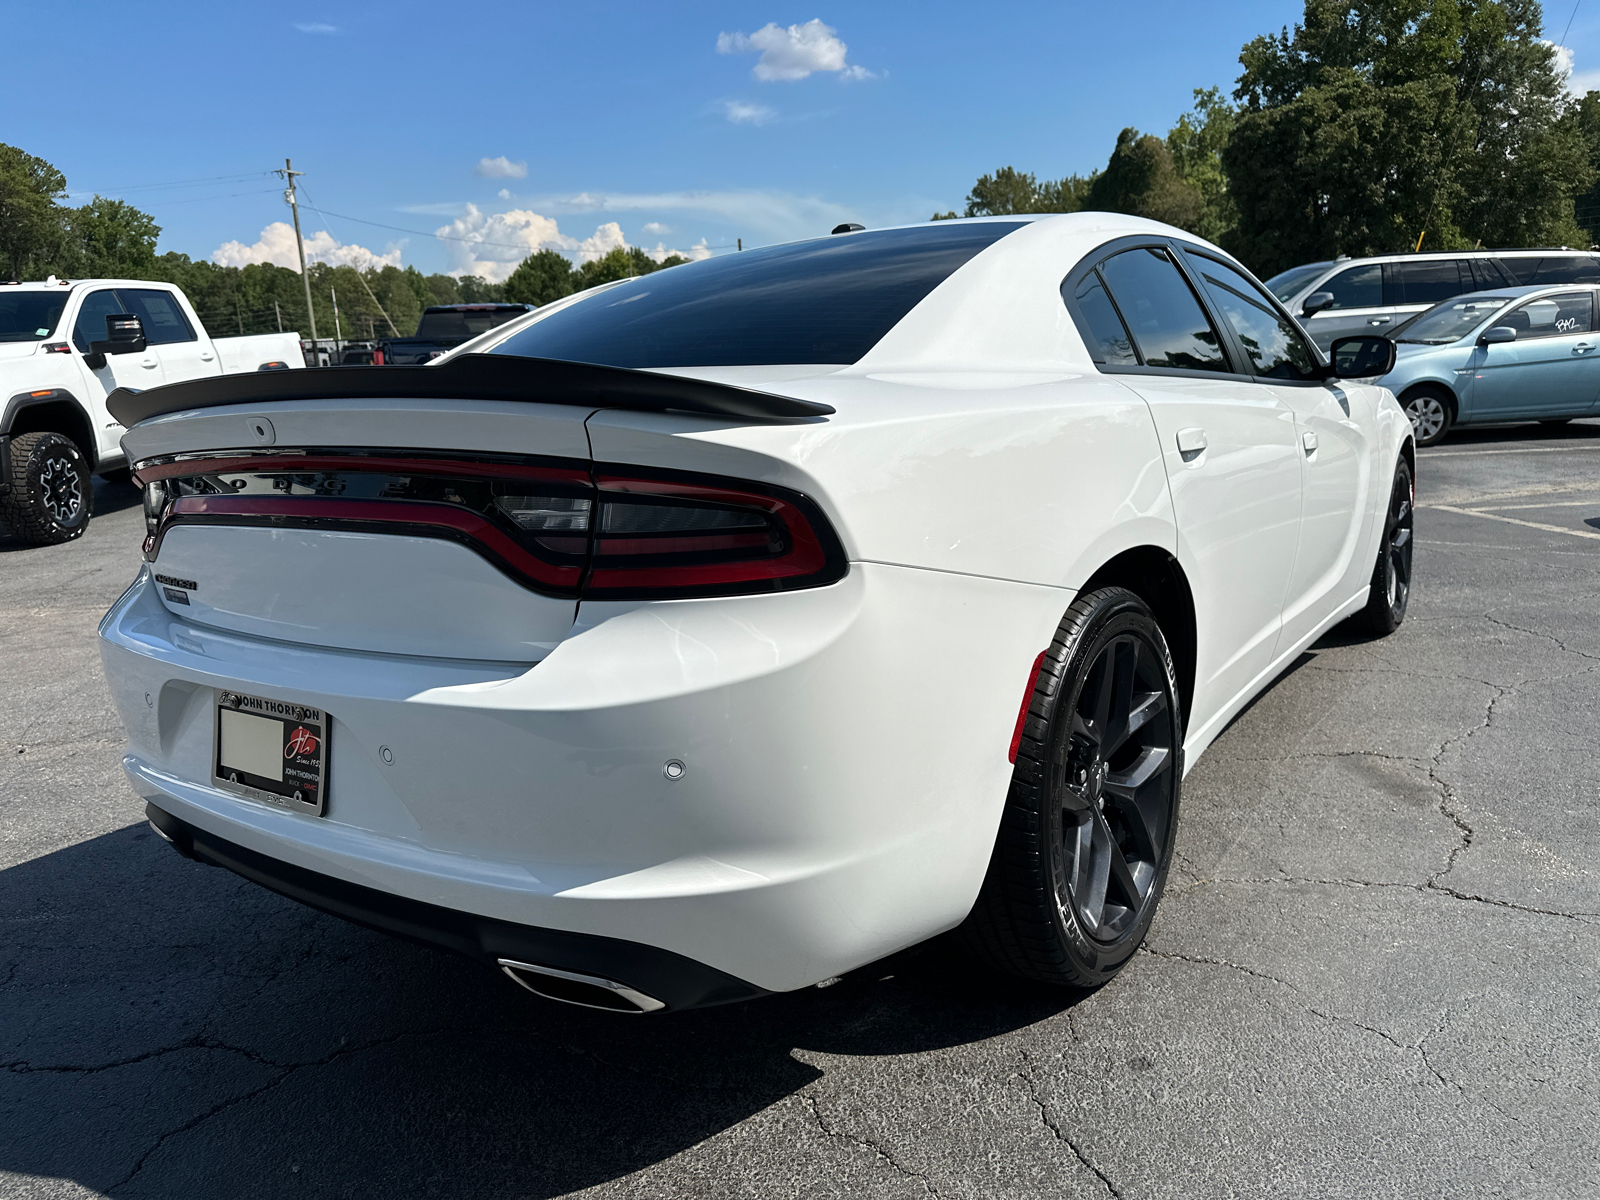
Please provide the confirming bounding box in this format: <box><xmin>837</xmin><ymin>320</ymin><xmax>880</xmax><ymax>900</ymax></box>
<box><xmin>1384</xmin><ymin>260</ymin><xmax>1467</xmax><ymax>306</ymax></box>
<box><xmin>0</xmin><ymin>291</ymin><xmax>69</xmax><ymax>342</ymax></box>
<box><xmin>416</xmin><ymin>308</ymin><xmax>527</xmax><ymax>340</ymax></box>
<box><xmin>1495</xmin><ymin>256</ymin><xmax>1600</xmax><ymax>285</ymax></box>
<box><xmin>488</xmin><ymin>223</ymin><xmax>1025</xmax><ymax>368</ymax></box>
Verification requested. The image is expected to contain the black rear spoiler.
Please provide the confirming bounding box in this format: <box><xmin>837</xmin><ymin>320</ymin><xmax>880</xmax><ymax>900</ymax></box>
<box><xmin>106</xmin><ymin>353</ymin><xmax>835</xmax><ymax>427</ymax></box>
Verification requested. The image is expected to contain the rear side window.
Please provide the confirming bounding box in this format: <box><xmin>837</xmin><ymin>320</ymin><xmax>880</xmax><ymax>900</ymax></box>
<box><xmin>1319</xmin><ymin>264</ymin><xmax>1382</xmax><ymax>310</ymax></box>
<box><xmin>1527</xmin><ymin>256</ymin><xmax>1600</xmax><ymax>284</ymax></box>
<box><xmin>1189</xmin><ymin>254</ymin><xmax>1319</xmax><ymax>381</ymax></box>
<box><xmin>1384</xmin><ymin>260</ymin><xmax>1468</xmax><ymax>306</ymax></box>
<box><xmin>1069</xmin><ymin>273</ymin><xmax>1138</xmax><ymax>365</ymax></box>
<box><xmin>120</xmin><ymin>289</ymin><xmax>196</xmax><ymax>345</ymax></box>
<box><xmin>1097</xmin><ymin>248</ymin><xmax>1230</xmax><ymax>372</ymax></box>
<box><xmin>0</xmin><ymin>292</ymin><xmax>69</xmax><ymax>343</ymax></box>
<box><xmin>1504</xmin><ymin>292</ymin><xmax>1594</xmax><ymax>338</ymax></box>
<box><xmin>488</xmin><ymin>223</ymin><xmax>1025</xmax><ymax>367</ymax></box>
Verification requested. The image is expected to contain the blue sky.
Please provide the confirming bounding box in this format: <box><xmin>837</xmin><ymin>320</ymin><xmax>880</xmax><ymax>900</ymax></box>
<box><xmin>10</xmin><ymin>1</ymin><xmax>1599</xmax><ymax>279</ymax></box>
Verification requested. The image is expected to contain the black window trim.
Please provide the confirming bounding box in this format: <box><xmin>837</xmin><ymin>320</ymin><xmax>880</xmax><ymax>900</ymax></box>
<box><xmin>1062</xmin><ymin>234</ymin><xmax>1331</xmax><ymax>387</ymax></box>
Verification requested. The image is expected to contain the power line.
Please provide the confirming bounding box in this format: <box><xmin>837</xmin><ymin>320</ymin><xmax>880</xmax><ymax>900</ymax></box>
<box><xmin>1562</xmin><ymin>0</ymin><xmax>1581</xmax><ymax>46</ymax></box>
<box><xmin>130</xmin><ymin>187</ymin><xmax>284</xmax><ymax>208</ymax></box>
<box><xmin>71</xmin><ymin>170</ymin><xmax>274</xmax><ymax>195</ymax></box>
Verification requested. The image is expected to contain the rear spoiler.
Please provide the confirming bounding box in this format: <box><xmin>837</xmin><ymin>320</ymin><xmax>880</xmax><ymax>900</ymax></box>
<box><xmin>106</xmin><ymin>353</ymin><xmax>835</xmax><ymax>427</ymax></box>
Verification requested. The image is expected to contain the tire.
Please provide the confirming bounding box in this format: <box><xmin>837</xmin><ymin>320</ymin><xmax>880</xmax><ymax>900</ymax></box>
<box><xmin>963</xmin><ymin>587</ymin><xmax>1182</xmax><ymax>988</ymax></box>
<box><xmin>1352</xmin><ymin>457</ymin><xmax>1414</xmax><ymax>636</ymax></box>
<box><xmin>1400</xmin><ymin>388</ymin><xmax>1453</xmax><ymax>447</ymax></box>
<box><xmin>1</xmin><ymin>431</ymin><xmax>94</xmax><ymax>545</ymax></box>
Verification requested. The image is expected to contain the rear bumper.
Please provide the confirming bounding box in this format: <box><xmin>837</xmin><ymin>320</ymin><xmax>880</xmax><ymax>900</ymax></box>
<box><xmin>101</xmin><ymin>562</ymin><xmax>1072</xmax><ymax>993</ymax></box>
<box><xmin>145</xmin><ymin>801</ymin><xmax>762</xmax><ymax>1011</ymax></box>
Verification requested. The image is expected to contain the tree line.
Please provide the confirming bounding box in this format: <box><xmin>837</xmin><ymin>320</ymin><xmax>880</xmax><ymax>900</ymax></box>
<box><xmin>0</xmin><ymin>143</ymin><xmax>691</xmax><ymax>340</ymax></box>
<box><xmin>937</xmin><ymin>0</ymin><xmax>1600</xmax><ymax>278</ymax></box>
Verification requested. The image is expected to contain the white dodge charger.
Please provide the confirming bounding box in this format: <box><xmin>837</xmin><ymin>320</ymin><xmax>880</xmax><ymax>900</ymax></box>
<box><xmin>100</xmin><ymin>215</ymin><xmax>1414</xmax><ymax>1013</ymax></box>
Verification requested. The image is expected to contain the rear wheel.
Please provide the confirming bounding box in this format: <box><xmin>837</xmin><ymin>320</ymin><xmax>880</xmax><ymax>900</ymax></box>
<box><xmin>1</xmin><ymin>431</ymin><xmax>93</xmax><ymax>545</ymax></box>
<box><xmin>1352</xmin><ymin>457</ymin><xmax>1413</xmax><ymax>636</ymax></box>
<box><xmin>963</xmin><ymin>588</ymin><xmax>1182</xmax><ymax>988</ymax></box>
<box><xmin>1401</xmin><ymin>388</ymin><xmax>1453</xmax><ymax>448</ymax></box>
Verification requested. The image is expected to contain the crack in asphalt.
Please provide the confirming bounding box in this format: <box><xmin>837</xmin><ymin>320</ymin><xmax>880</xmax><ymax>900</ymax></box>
<box><xmin>1015</xmin><ymin>1051</ymin><xmax>1124</xmax><ymax>1199</ymax></box>
<box><xmin>1481</xmin><ymin>612</ymin><xmax>1600</xmax><ymax>664</ymax></box>
<box><xmin>1168</xmin><ymin>874</ymin><xmax>1597</xmax><ymax>921</ymax></box>
<box><xmin>100</xmin><ymin>1025</ymin><xmax>468</xmax><ymax>1196</ymax></box>
<box><xmin>800</xmin><ymin>1094</ymin><xmax>937</xmax><ymax>1195</ymax></box>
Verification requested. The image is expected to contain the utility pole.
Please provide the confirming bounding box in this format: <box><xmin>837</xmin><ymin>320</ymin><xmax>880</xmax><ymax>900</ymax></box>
<box><xmin>274</xmin><ymin>158</ymin><xmax>319</xmax><ymax>352</ymax></box>
<box><xmin>274</xmin><ymin>300</ymin><xmax>282</xmax><ymax>332</ymax></box>
<box><xmin>330</xmin><ymin>287</ymin><xmax>343</xmax><ymax>353</ymax></box>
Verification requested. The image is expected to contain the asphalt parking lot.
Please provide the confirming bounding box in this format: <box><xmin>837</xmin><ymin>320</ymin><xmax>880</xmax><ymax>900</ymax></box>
<box><xmin>3</xmin><ymin>422</ymin><xmax>1597</xmax><ymax>1200</ymax></box>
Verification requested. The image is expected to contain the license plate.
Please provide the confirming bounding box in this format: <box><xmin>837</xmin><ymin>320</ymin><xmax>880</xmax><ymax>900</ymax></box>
<box><xmin>214</xmin><ymin>690</ymin><xmax>329</xmax><ymax>816</ymax></box>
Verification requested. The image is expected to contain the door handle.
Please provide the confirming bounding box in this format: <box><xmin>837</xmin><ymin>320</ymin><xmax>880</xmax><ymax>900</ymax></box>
<box><xmin>1302</xmin><ymin>430</ymin><xmax>1319</xmax><ymax>454</ymax></box>
<box><xmin>200</xmin><ymin>351</ymin><xmax>215</xmax><ymax>361</ymax></box>
<box><xmin>139</xmin><ymin>358</ymin><xmax>158</xmax><ymax>368</ymax></box>
<box><xmin>1573</xmin><ymin>343</ymin><xmax>1594</xmax><ymax>355</ymax></box>
<box><xmin>1176</xmin><ymin>427</ymin><xmax>1208</xmax><ymax>459</ymax></box>
<box><xmin>1367</xmin><ymin>317</ymin><xmax>1392</xmax><ymax>326</ymax></box>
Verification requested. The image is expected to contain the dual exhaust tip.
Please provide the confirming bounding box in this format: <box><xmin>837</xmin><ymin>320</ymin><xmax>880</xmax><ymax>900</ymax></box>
<box><xmin>498</xmin><ymin>958</ymin><xmax>666</xmax><ymax>1014</ymax></box>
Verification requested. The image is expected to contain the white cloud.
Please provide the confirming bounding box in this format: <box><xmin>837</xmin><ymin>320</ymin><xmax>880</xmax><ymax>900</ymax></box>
<box><xmin>642</xmin><ymin>221</ymin><xmax>671</xmax><ymax>235</ymax></box>
<box><xmin>577</xmin><ymin>222</ymin><xmax>628</xmax><ymax>263</ymax></box>
<box><xmin>498</xmin><ymin>188</ymin><xmax>512</xmax><ymax>200</ymax></box>
<box><xmin>1544</xmin><ymin>39</ymin><xmax>1575</xmax><ymax>77</ymax></box>
<box><xmin>719</xmin><ymin>98</ymin><xmax>777</xmax><ymax>125</ymax></box>
<box><xmin>212</xmin><ymin>222</ymin><xmax>401</xmax><ymax>272</ymax></box>
<box><xmin>533</xmin><ymin>188</ymin><xmax>855</xmax><ymax>242</ymax></box>
<box><xmin>294</xmin><ymin>22</ymin><xmax>337</xmax><ymax>33</ymax></box>
<box><xmin>475</xmin><ymin>155</ymin><xmax>528</xmax><ymax>179</ymax></box>
<box><xmin>433</xmin><ymin>204</ymin><xmax>575</xmax><ymax>281</ymax></box>
<box><xmin>646</xmin><ymin>239</ymin><xmax>713</xmax><ymax>263</ymax></box>
<box><xmin>716</xmin><ymin>19</ymin><xmax>872</xmax><ymax>82</ymax></box>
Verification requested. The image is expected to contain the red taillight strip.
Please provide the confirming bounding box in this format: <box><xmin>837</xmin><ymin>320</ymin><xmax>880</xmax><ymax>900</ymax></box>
<box><xmin>586</xmin><ymin>473</ymin><xmax>829</xmax><ymax>592</ymax></box>
<box><xmin>138</xmin><ymin>454</ymin><xmax>588</xmax><ymax>486</ymax></box>
<box><xmin>169</xmin><ymin>495</ymin><xmax>583</xmax><ymax>590</ymax></box>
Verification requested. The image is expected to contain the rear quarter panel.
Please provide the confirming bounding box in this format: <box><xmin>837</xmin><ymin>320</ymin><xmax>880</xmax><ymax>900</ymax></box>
<box><xmin>586</xmin><ymin>372</ymin><xmax>1175</xmax><ymax>591</ymax></box>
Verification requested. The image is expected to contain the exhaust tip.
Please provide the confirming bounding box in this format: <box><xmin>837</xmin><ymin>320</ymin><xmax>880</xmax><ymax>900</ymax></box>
<box><xmin>498</xmin><ymin>959</ymin><xmax>666</xmax><ymax>1014</ymax></box>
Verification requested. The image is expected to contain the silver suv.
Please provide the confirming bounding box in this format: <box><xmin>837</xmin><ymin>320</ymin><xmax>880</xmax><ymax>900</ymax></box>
<box><xmin>1265</xmin><ymin>249</ymin><xmax>1600</xmax><ymax>350</ymax></box>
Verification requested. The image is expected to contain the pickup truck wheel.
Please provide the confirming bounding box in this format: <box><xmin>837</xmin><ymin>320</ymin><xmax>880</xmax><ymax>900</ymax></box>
<box><xmin>1</xmin><ymin>431</ymin><xmax>94</xmax><ymax>545</ymax></box>
<box><xmin>962</xmin><ymin>588</ymin><xmax>1182</xmax><ymax>988</ymax></box>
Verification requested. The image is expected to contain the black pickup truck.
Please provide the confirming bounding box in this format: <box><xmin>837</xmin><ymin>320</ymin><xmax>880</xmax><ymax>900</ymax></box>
<box><xmin>378</xmin><ymin>303</ymin><xmax>533</xmax><ymax>364</ymax></box>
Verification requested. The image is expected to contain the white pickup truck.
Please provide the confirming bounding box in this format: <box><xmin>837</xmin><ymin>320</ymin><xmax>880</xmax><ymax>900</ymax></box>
<box><xmin>0</xmin><ymin>278</ymin><xmax>305</xmax><ymax>544</ymax></box>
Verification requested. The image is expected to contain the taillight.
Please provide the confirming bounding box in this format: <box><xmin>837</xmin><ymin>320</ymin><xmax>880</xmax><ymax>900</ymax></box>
<box><xmin>133</xmin><ymin>452</ymin><xmax>846</xmax><ymax>600</ymax></box>
<box><xmin>586</xmin><ymin>472</ymin><xmax>842</xmax><ymax>599</ymax></box>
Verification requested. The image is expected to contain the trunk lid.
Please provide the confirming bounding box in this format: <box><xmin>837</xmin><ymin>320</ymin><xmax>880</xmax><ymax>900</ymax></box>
<box><xmin>125</xmin><ymin>396</ymin><xmax>595</xmax><ymax>663</ymax></box>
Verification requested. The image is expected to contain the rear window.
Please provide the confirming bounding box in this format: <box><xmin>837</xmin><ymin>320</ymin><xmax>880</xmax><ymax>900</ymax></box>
<box><xmin>416</xmin><ymin>307</ymin><xmax>528</xmax><ymax>341</ymax></box>
<box><xmin>1495</xmin><ymin>255</ymin><xmax>1600</xmax><ymax>285</ymax></box>
<box><xmin>0</xmin><ymin>291</ymin><xmax>69</xmax><ymax>343</ymax></box>
<box><xmin>488</xmin><ymin>223</ymin><xmax>1026</xmax><ymax>368</ymax></box>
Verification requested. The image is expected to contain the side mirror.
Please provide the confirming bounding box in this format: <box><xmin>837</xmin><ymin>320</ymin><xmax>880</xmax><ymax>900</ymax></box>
<box><xmin>1302</xmin><ymin>291</ymin><xmax>1335</xmax><ymax>316</ymax></box>
<box><xmin>88</xmin><ymin>313</ymin><xmax>147</xmax><ymax>359</ymax></box>
<box><xmin>1328</xmin><ymin>335</ymin><xmax>1396</xmax><ymax>379</ymax></box>
<box><xmin>1478</xmin><ymin>326</ymin><xmax>1517</xmax><ymax>345</ymax></box>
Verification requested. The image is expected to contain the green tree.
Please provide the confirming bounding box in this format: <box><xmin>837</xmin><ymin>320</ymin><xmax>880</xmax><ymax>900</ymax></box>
<box><xmin>0</xmin><ymin>144</ymin><xmax>70</xmax><ymax>280</ymax></box>
<box><xmin>70</xmin><ymin>196</ymin><xmax>160</xmax><ymax>278</ymax></box>
<box><xmin>1167</xmin><ymin>88</ymin><xmax>1239</xmax><ymax>244</ymax></box>
<box><xmin>503</xmin><ymin>248</ymin><xmax>576</xmax><ymax>305</ymax></box>
<box><xmin>952</xmin><ymin>166</ymin><xmax>1097</xmax><ymax>217</ymax></box>
<box><xmin>1228</xmin><ymin>0</ymin><xmax>1594</xmax><ymax>272</ymax></box>
<box><xmin>1084</xmin><ymin>129</ymin><xmax>1205</xmax><ymax>230</ymax></box>
<box><xmin>458</xmin><ymin>275</ymin><xmax>506</xmax><ymax>303</ymax></box>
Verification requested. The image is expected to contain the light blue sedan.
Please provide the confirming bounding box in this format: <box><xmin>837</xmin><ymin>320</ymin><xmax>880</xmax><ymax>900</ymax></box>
<box><xmin>1378</xmin><ymin>284</ymin><xmax>1600</xmax><ymax>445</ymax></box>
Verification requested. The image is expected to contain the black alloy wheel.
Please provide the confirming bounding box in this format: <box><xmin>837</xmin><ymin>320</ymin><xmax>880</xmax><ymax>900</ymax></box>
<box><xmin>1353</xmin><ymin>457</ymin><xmax>1414</xmax><ymax>636</ymax></box>
<box><xmin>1401</xmin><ymin>389</ymin><xmax>1453</xmax><ymax>447</ymax></box>
<box><xmin>964</xmin><ymin>587</ymin><xmax>1182</xmax><ymax>987</ymax></box>
<box><xmin>1</xmin><ymin>431</ymin><xmax>94</xmax><ymax>546</ymax></box>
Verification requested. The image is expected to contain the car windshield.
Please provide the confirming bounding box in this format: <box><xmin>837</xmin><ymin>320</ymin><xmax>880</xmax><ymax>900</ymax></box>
<box><xmin>487</xmin><ymin>223</ymin><xmax>1026</xmax><ymax>368</ymax></box>
<box><xmin>0</xmin><ymin>291</ymin><xmax>69</xmax><ymax>343</ymax></box>
<box><xmin>1394</xmin><ymin>296</ymin><xmax>1514</xmax><ymax>344</ymax></box>
<box><xmin>1263</xmin><ymin>263</ymin><xmax>1328</xmax><ymax>303</ymax></box>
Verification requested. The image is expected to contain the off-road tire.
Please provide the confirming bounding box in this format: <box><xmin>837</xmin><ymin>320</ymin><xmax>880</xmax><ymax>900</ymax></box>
<box><xmin>962</xmin><ymin>587</ymin><xmax>1183</xmax><ymax>988</ymax></box>
<box><xmin>1</xmin><ymin>431</ymin><xmax>93</xmax><ymax>545</ymax></box>
<box><xmin>1352</xmin><ymin>457</ymin><xmax>1414</xmax><ymax>636</ymax></box>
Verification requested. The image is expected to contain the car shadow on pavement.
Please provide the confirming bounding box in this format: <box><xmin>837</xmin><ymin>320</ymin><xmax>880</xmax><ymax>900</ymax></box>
<box><xmin>0</xmin><ymin>822</ymin><xmax>1079</xmax><ymax>1198</ymax></box>
<box><xmin>1435</xmin><ymin>416</ymin><xmax>1600</xmax><ymax>446</ymax></box>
